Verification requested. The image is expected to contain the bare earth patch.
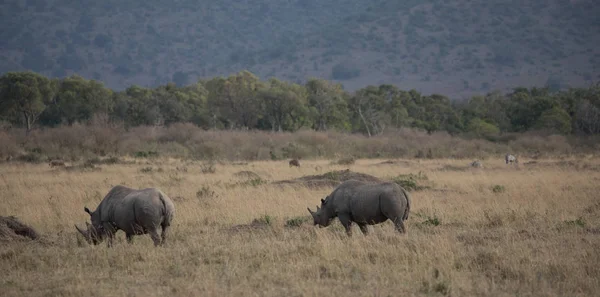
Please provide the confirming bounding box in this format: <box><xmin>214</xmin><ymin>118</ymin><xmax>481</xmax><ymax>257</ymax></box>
<box><xmin>272</xmin><ymin>169</ymin><xmax>383</xmax><ymax>188</ymax></box>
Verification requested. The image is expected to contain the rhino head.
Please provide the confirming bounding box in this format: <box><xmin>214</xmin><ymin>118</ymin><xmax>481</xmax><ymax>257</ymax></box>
<box><xmin>74</xmin><ymin>207</ymin><xmax>105</xmax><ymax>245</ymax></box>
<box><xmin>307</xmin><ymin>198</ymin><xmax>335</xmax><ymax>227</ymax></box>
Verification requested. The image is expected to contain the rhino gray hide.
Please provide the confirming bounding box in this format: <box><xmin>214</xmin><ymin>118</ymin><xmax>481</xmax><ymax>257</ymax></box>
<box><xmin>307</xmin><ymin>180</ymin><xmax>410</xmax><ymax>236</ymax></box>
<box><xmin>75</xmin><ymin>185</ymin><xmax>175</xmax><ymax>247</ymax></box>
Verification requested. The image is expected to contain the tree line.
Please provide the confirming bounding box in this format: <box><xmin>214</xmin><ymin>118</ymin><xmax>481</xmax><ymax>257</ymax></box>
<box><xmin>1</xmin><ymin>70</ymin><xmax>599</xmax><ymax>138</ymax></box>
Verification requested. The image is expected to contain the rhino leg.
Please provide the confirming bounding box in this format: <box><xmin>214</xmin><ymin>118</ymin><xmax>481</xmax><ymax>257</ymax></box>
<box><xmin>390</xmin><ymin>217</ymin><xmax>406</xmax><ymax>234</ymax></box>
<box><xmin>148</xmin><ymin>229</ymin><xmax>161</xmax><ymax>247</ymax></box>
<box><xmin>357</xmin><ymin>223</ymin><xmax>370</xmax><ymax>235</ymax></box>
<box><xmin>338</xmin><ymin>214</ymin><xmax>353</xmax><ymax>237</ymax></box>
<box><xmin>126</xmin><ymin>233</ymin><xmax>134</xmax><ymax>244</ymax></box>
<box><xmin>102</xmin><ymin>222</ymin><xmax>116</xmax><ymax>247</ymax></box>
<box><xmin>160</xmin><ymin>223</ymin><xmax>170</xmax><ymax>245</ymax></box>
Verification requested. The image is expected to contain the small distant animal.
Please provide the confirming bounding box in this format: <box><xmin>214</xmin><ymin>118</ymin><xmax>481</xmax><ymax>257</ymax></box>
<box><xmin>307</xmin><ymin>180</ymin><xmax>410</xmax><ymax>236</ymax></box>
<box><xmin>289</xmin><ymin>159</ymin><xmax>300</xmax><ymax>167</ymax></box>
<box><xmin>48</xmin><ymin>159</ymin><xmax>65</xmax><ymax>168</ymax></box>
<box><xmin>75</xmin><ymin>185</ymin><xmax>175</xmax><ymax>247</ymax></box>
<box><xmin>505</xmin><ymin>154</ymin><xmax>518</xmax><ymax>164</ymax></box>
<box><xmin>470</xmin><ymin>160</ymin><xmax>483</xmax><ymax>168</ymax></box>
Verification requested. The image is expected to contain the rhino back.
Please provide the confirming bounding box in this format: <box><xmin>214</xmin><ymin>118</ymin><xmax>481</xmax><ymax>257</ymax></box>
<box><xmin>378</xmin><ymin>183</ymin><xmax>410</xmax><ymax>218</ymax></box>
<box><xmin>97</xmin><ymin>185</ymin><xmax>137</xmax><ymax>224</ymax></box>
<box><xmin>348</xmin><ymin>183</ymin><xmax>400</xmax><ymax>221</ymax></box>
<box><xmin>331</xmin><ymin>181</ymin><xmax>408</xmax><ymax>223</ymax></box>
<box><xmin>112</xmin><ymin>188</ymin><xmax>172</xmax><ymax>233</ymax></box>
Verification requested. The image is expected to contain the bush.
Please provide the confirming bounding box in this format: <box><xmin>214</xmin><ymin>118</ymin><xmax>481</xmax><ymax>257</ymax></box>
<box><xmin>391</xmin><ymin>172</ymin><xmax>430</xmax><ymax>191</ymax></box>
<box><xmin>200</xmin><ymin>162</ymin><xmax>217</xmax><ymax>174</ymax></box>
<box><xmin>491</xmin><ymin>185</ymin><xmax>506</xmax><ymax>193</ymax></box>
<box><xmin>285</xmin><ymin>216</ymin><xmax>311</xmax><ymax>227</ymax></box>
<box><xmin>467</xmin><ymin>118</ymin><xmax>500</xmax><ymax>138</ymax></box>
<box><xmin>196</xmin><ymin>186</ymin><xmax>217</xmax><ymax>199</ymax></box>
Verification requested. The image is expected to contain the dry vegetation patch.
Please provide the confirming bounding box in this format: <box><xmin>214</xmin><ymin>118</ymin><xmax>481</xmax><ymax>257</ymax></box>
<box><xmin>0</xmin><ymin>157</ymin><xmax>599</xmax><ymax>296</ymax></box>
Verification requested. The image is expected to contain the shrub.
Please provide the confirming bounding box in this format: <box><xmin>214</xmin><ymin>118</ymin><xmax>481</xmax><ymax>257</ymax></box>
<box><xmin>491</xmin><ymin>185</ymin><xmax>506</xmax><ymax>193</ymax></box>
<box><xmin>200</xmin><ymin>162</ymin><xmax>217</xmax><ymax>174</ymax></box>
<box><xmin>196</xmin><ymin>186</ymin><xmax>217</xmax><ymax>199</ymax></box>
<box><xmin>391</xmin><ymin>172</ymin><xmax>430</xmax><ymax>191</ymax></box>
<box><xmin>285</xmin><ymin>216</ymin><xmax>311</xmax><ymax>227</ymax></box>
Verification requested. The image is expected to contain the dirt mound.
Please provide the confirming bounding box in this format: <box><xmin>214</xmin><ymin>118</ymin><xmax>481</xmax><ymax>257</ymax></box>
<box><xmin>0</xmin><ymin>216</ymin><xmax>39</xmax><ymax>241</ymax></box>
<box><xmin>272</xmin><ymin>169</ymin><xmax>383</xmax><ymax>188</ymax></box>
<box><xmin>233</xmin><ymin>170</ymin><xmax>261</xmax><ymax>179</ymax></box>
<box><xmin>370</xmin><ymin>160</ymin><xmax>412</xmax><ymax>166</ymax></box>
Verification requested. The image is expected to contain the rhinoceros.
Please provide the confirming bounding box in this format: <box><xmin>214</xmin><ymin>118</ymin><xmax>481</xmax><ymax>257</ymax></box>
<box><xmin>75</xmin><ymin>185</ymin><xmax>175</xmax><ymax>247</ymax></box>
<box><xmin>307</xmin><ymin>180</ymin><xmax>410</xmax><ymax>236</ymax></box>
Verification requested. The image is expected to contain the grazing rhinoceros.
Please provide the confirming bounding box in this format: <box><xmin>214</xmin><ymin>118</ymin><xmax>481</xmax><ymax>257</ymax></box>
<box><xmin>75</xmin><ymin>185</ymin><xmax>175</xmax><ymax>247</ymax></box>
<box><xmin>307</xmin><ymin>180</ymin><xmax>410</xmax><ymax>236</ymax></box>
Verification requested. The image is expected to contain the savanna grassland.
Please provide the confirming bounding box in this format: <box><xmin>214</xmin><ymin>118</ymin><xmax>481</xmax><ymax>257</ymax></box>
<box><xmin>0</xmin><ymin>156</ymin><xmax>599</xmax><ymax>297</ymax></box>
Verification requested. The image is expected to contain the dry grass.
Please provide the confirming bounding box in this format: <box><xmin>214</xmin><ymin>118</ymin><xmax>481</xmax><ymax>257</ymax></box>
<box><xmin>0</xmin><ymin>156</ymin><xmax>599</xmax><ymax>297</ymax></box>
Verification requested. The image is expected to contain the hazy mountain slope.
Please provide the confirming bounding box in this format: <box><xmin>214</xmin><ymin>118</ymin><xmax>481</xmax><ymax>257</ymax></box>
<box><xmin>239</xmin><ymin>0</ymin><xmax>600</xmax><ymax>97</ymax></box>
<box><xmin>1</xmin><ymin>0</ymin><xmax>598</xmax><ymax>98</ymax></box>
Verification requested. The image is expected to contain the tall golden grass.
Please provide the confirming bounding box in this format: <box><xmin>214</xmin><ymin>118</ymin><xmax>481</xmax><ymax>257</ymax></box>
<box><xmin>0</xmin><ymin>156</ymin><xmax>599</xmax><ymax>296</ymax></box>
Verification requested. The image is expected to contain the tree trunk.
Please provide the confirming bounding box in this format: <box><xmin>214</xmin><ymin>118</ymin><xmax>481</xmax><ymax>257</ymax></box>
<box><xmin>358</xmin><ymin>107</ymin><xmax>371</xmax><ymax>137</ymax></box>
<box><xmin>23</xmin><ymin>112</ymin><xmax>32</xmax><ymax>136</ymax></box>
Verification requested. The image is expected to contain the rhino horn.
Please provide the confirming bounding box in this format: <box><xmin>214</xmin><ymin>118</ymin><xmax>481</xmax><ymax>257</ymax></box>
<box><xmin>307</xmin><ymin>207</ymin><xmax>314</xmax><ymax>215</ymax></box>
<box><xmin>316</xmin><ymin>205</ymin><xmax>320</xmax><ymax>211</ymax></box>
<box><xmin>75</xmin><ymin>224</ymin><xmax>89</xmax><ymax>239</ymax></box>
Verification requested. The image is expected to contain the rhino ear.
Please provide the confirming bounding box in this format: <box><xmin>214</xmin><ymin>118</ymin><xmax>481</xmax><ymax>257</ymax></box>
<box><xmin>84</xmin><ymin>207</ymin><xmax>92</xmax><ymax>216</ymax></box>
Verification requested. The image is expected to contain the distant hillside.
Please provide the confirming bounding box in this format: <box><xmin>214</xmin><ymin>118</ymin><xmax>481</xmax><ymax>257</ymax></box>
<box><xmin>1</xmin><ymin>0</ymin><xmax>599</xmax><ymax>98</ymax></box>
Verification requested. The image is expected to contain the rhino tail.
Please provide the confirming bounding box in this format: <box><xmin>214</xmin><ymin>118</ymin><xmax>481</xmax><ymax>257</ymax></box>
<box><xmin>400</xmin><ymin>187</ymin><xmax>410</xmax><ymax>221</ymax></box>
<box><xmin>159</xmin><ymin>191</ymin><xmax>175</xmax><ymax>226</ymax></box>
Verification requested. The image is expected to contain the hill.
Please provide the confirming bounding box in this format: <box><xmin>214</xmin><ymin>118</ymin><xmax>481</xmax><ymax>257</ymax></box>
<box><xmin>1</xmin><ymin>0</ymin><xmax>599</xmax><ymax>98</ymax></box>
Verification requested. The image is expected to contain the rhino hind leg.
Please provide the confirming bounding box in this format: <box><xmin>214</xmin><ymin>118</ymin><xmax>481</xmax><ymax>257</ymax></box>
<box><xmin>126</xmin><ymin>234</ymin><xmax>134</xmax><ymax>244</ymax></box>
<box><xmin>148</xmin><ymin>229</ymin><xmax>161</xmax><ymax>247</ymax></box>
<box><xmin>160</xmin><ymin>223</ymin><xmax>170</xmax><ymax>245</ymax></box>
<box><xmin>390</xmin><ymin>217</ymin><xmax>406</xmax><ymax>234</ymax></box>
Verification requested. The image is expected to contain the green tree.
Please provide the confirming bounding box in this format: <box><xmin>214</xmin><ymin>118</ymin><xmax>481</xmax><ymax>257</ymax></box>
<box><xmin>348</xmin><ymin>85</ymin><xmax>391</xmax><ymax>136</ymax></box>
<box><xmin>258</xmin><ymin>78</ymin><xmax>308</xmax><ymax>132</ymax></box>
<box><xmin>534</xmin><ymin>106</ymin><xmax>572</xmax><ymax>134</ymax></box>
<box><xmin>42</xmin><ymin>74</ymin><xmax>113</xmax><ymax>125</ymax></box>
<box><xmin>305</xmin><ymin>78</ymin><xmax>350</xmax><ymax>131</ymax></box>
<box><xmin>0</xmin><ymin>71</ymin><xmax>58</xmax><ymax>132</ymax></box>
<box><xmin>206</xmin><ymin>71</ymin><xmax>263</xmax><ymax>129</ymax></box>
<box><xmin>466</xmin><ymin>118</ymin><xmax>500</xmax><ymax>137</ymax></box>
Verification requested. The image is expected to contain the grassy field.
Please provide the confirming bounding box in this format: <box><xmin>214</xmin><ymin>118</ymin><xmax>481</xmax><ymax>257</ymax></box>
<box><xmin>0</xmin><ymin>156</ymin><xmax>599</xmax><ymax>297</ymax></box>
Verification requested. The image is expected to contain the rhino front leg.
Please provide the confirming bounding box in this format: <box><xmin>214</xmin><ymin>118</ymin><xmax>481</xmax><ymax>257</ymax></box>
<box><xmin>357</xmin><ymin>223</ymin><xmax>370</xmax><ymax>235</ymax></box>
<box><xmin>102</xmin><ymin>222</ymin><xmax>116</xmax><ymax>247</ymax></box>
<box><xmin>126</xmin><ymin>234</ymin><xmax>134</xmax><ymax>244</ymax></box>
<box><xmin>338</xmin><ymin>214</ymin><xmax>353</xmax><ymax>237</ymax></box>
